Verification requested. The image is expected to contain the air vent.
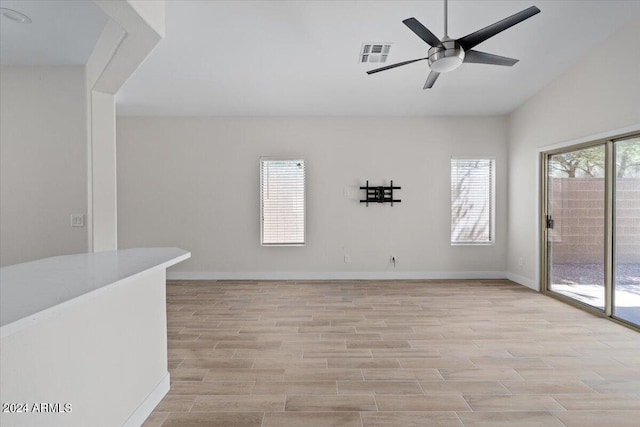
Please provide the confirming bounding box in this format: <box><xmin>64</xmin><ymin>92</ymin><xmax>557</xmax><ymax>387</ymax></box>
<box><xmin>360</xmin><ymin>43</ymin><xmax>392</xmax><ymax>63</ymax></box>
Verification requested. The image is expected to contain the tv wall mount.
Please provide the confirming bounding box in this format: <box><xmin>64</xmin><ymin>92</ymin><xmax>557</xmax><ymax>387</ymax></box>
<box><xmin>360</xmin><ymin>180</ymin><xmax>401</xmax><ymax>206</ymax></box>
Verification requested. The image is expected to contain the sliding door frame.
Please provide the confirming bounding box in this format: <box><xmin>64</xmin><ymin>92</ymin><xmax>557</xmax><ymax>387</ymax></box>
<box><xmin>539</xmin><ymin>131</ymin><xmax>640</xmax><ymax>331</ymax></box>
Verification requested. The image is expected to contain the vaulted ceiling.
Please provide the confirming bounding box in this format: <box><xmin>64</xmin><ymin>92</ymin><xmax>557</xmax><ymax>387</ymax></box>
<box><xmin>2</xmin><ymin>1</ymin><xmax>638</xmax><ymax>116</ymax></box>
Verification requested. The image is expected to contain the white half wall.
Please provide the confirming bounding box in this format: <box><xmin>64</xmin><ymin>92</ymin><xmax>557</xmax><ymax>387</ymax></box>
<box><xmin>117</xmin><ymin>116</ymin><xmax>508</xmax><ymax>278</ymax></box>
<box><xmin>0</xmin><ymin>66</ymin><xmax>88</xmax><ymax>266</ymax></box>
<box><xmin>507</xmin><ymin>20</ymin><xmax>640</xmax><ymax>289</ymax></box>
<box><xmin>0</xmin><ymin>267</ymin><xmax>169</xmax><ymax>427</ymax></box>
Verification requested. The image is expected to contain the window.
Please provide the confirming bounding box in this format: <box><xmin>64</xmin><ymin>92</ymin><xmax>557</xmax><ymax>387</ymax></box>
<box><xmin>260</xmin><ymin>158</ymin><xmax>305</xmax><ymax>246</ymax></box>
<box><xmin>451</xmin><ymin>157</ymin><xmax>495</xmax><ymax>244</ymax></box>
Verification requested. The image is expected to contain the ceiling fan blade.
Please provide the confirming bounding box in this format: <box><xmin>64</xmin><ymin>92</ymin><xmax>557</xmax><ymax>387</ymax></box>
<box><xmin>423</xmin><ymin>71</ymin><xmax>440</xmax><ymax>89</ymax></box>
<box><xmin>458</xmin><ymin>6</ymin><xmax>540</xmax><ymax>51</ymax></box>
<box><xmin>403</xmin><ymin>17</ymin><xmax>441</xmax><ymax>47</ymax></box>
<box><xmin>366</xmin><ymin>57</ymin><xmax>428</xmax><ymax>75</ymax></box>
<box><xmin>463</xmin><ymin>50</ymin><xmax>519</xmax><ymax>66</ymax></box>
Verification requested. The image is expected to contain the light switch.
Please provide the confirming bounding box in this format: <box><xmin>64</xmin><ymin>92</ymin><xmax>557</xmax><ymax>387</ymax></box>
<box><xmin>71</xmin><ymin>214</ymin><xmax>84</xmax><ymax>227</ymax></box>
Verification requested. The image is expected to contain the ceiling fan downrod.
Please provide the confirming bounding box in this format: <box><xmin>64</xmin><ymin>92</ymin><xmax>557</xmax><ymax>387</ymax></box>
<box><xmin>444</xmin><ymin>0</ymin><xmax>449</xmax><ymax>39</ymax></box>
<box><xmin>428</xmin><ymin>0</ymin><xmax>464</xmax><ymax>75</ymax></box>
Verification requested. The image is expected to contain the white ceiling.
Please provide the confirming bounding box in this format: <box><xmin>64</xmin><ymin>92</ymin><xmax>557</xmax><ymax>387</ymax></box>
<box><xmin>2</xmin><ymin>1</ymin><xmax>638</xmax><ymax>116</ymax></box>
<box><xmin>116</xmin><ymin>0</ymin><xmax>640</xmax><ymax>116</ymax></box>
<box><xmin>0</xmin><ymin>0</ymin><xmax>107</xmax><ymax>65</ymax></box>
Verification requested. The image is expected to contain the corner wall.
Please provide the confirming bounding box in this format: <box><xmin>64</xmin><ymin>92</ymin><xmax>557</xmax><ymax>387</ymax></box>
<box><xmin>0</xmin><ymin>66</ymin><xmax>88</xmax><ymax>266</ymax></box>
<box><xmin>0</xmin><ymin>1</ymin><xmax>165</xmax><ymax>267</ymax></box>
<box><xmin>87</xmin><ymin>0</ymin><xmax>165</xmax><ymax>252</ymax></box>
<box><xmin>117</xmin><ymin>116</ymin><xmax>508</xmax><ymax>279</ymax></box>
<box><xmin>507</xmin><ymin>20</ymin><xmax>640</xmax><ymax>289</ymax></box>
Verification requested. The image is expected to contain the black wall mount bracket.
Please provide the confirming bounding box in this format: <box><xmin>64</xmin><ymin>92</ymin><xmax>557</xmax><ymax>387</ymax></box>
<box><xmin>359</xmin><ymin>180</ymin><xmax>401</xmax><ymax>206</ymax></box>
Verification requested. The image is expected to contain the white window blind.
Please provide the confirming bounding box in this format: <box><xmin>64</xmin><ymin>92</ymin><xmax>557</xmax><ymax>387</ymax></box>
<box><xmin>260</xmin><ymin>159</ymin><xmax>305</xmax><ymax>246</ymax></box>
<box><xmin>451</xmin><ymin>158</ymin><xmax>495</xmax><ymax>244</ymax></box>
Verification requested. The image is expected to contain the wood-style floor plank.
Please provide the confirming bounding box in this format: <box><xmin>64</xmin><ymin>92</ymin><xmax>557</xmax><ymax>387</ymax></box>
<box><xmin>143</xmin><ymin>279</ymin><xmax>640</xmax><ymax>426</ymax></box>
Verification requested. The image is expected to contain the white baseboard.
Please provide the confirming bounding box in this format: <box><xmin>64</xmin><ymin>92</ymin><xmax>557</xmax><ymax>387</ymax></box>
<box><xmin>167</xmin><ymin>271</ymin><xmax>509</xmax><ymax>281</ymax></box>
<box><xmin>123</xmin><ymin>372</ymin><xmax>170</xmax><ymax>427</ymax></box>
<box><xmin>505</xmin><ymin>271</ymin><xmax>539</xmax><ymax>291</ymax></box>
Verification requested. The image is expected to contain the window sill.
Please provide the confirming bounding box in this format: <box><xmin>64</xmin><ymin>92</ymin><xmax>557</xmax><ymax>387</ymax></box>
<box><xmin>451</xmin><ymin>242</ymin><xmax>494</xmax><ymax>246</ymax></box>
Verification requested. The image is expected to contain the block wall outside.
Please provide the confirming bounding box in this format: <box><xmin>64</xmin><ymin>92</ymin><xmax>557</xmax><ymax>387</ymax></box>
<box><xmin>549</xmin><ymin>177</ymin><xmax>640</xmax><ymax>264</ymax></box>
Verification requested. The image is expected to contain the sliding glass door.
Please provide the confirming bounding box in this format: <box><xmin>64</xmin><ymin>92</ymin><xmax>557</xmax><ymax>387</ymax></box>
<box><xmin>543</xmin><ymin>133</ymin><xmax>640</xmax><ymax>328</ymax></box>
<box><xmin>613</xmin><ymin>136</ymin><xmax>640</xmax><ymax>325</ymax></box>
<box><xmin>546</xmin><ymin>145</ymin><xmax>606</xmax><ymax>311</ymax></box>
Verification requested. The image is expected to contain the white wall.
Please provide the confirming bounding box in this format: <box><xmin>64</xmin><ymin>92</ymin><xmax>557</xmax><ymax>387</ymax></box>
<box><xmin>117</xmin><ymin>116</ymin><xmax>508</xmax><ymax>278</ymax></box>
<box><xmin>0</xmin><ymin>1</ymin><xmax>165</xmax><ymax>265</ymax></box>
<box><xmin>507</xmin><ymin>20</ymin><xmax>640</xmax><ymax>289</ymax></box>
<box><xmin>0</xmin><ymin>66</ymin><xmax>88</xmax><ymax>266</ymax></box>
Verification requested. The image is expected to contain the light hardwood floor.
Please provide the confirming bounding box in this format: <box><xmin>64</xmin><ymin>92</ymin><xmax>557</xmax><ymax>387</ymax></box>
<box><xmin>143</xmin><ymin>280</ymin><xmax>640</xmax><ymax>427</ymax></box>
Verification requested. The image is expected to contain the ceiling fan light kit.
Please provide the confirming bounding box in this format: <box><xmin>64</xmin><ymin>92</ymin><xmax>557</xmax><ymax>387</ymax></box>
<box><xmin>367</xmin><ymin>0</ymin><xmax>540</xmax><ymax>89</ymax></box>
<box><xmin>428</xmin><ymin>39</ymin><xmax>465</xmax><ymax>73</ymax></box>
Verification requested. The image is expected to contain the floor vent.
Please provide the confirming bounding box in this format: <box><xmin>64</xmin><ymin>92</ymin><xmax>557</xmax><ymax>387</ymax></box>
<box><xmin>360</xmin><ymin>43</ymin><xmax>391</xmax><ymax>63</ymax></box>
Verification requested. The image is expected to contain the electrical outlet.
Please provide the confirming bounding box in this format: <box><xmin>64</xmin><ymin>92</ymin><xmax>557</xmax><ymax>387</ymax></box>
<box><xmin>343</xmin><ymin>186</ymin><xmax>350</xmax><ymax>197</ymax></box>
<box><xmin>518</xmin><ymin>257</ymin><xmax>523</xmax><ymax>267</ymax></box>
<box><xmin>344</xmin><ymin>254</ymin><xmax>350</xmax><ymax>263</ymax></box>
<box><xmin>390</xmin><ymin>255</ymin><xmax>397</xmax><ymax>268</ymax></box>
<box><xmin>71</xmin><ymin>214</ymin><xmax>84</xmax><ymax>227</ymax></box>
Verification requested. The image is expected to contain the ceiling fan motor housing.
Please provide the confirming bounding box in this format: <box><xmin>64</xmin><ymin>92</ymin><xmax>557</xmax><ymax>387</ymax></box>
<box><xmin>428</xmin><ymin>39</ymin><xmax>465</xmax><ymax>73</ymax></box>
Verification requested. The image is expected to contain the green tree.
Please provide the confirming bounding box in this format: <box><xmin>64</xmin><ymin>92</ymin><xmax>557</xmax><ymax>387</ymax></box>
<box><xmin>550</xmin><ymin>146</ymin><xmax>604</xmax><ymax>178</ymax></box>
<box><xmin>616</xmin><ymin>139</ymin><xmax>640</xmax><ymax>178</ymax></box>
<box><xmin>550</xmin><ymin>140</ymin><xmax>640</xmax><ymax>178</ymax></box>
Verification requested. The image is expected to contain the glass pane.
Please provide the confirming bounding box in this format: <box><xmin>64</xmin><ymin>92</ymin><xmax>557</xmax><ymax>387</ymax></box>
<box><xmin>613</xmin><ymin>137</ymin><xmax>640</xmax><ymax>326</ymax></box>
<box><xmin>548</xmin><ymin>145</ymin><xmax>606</xmax><ymax>310</ymax></box>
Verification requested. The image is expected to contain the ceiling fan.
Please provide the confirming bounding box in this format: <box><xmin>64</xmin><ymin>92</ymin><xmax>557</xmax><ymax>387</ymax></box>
<box><xmin>367</xmin><ymin>0</ymin><xmax>540</xmax><ymax>89</ymax></box>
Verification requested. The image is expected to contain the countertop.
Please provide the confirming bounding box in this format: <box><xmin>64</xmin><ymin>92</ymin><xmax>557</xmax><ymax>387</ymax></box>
<box><xmin>0</xmin><ymin>248</ymin><xmax>190</xmax><ymax>330</ymax></box>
